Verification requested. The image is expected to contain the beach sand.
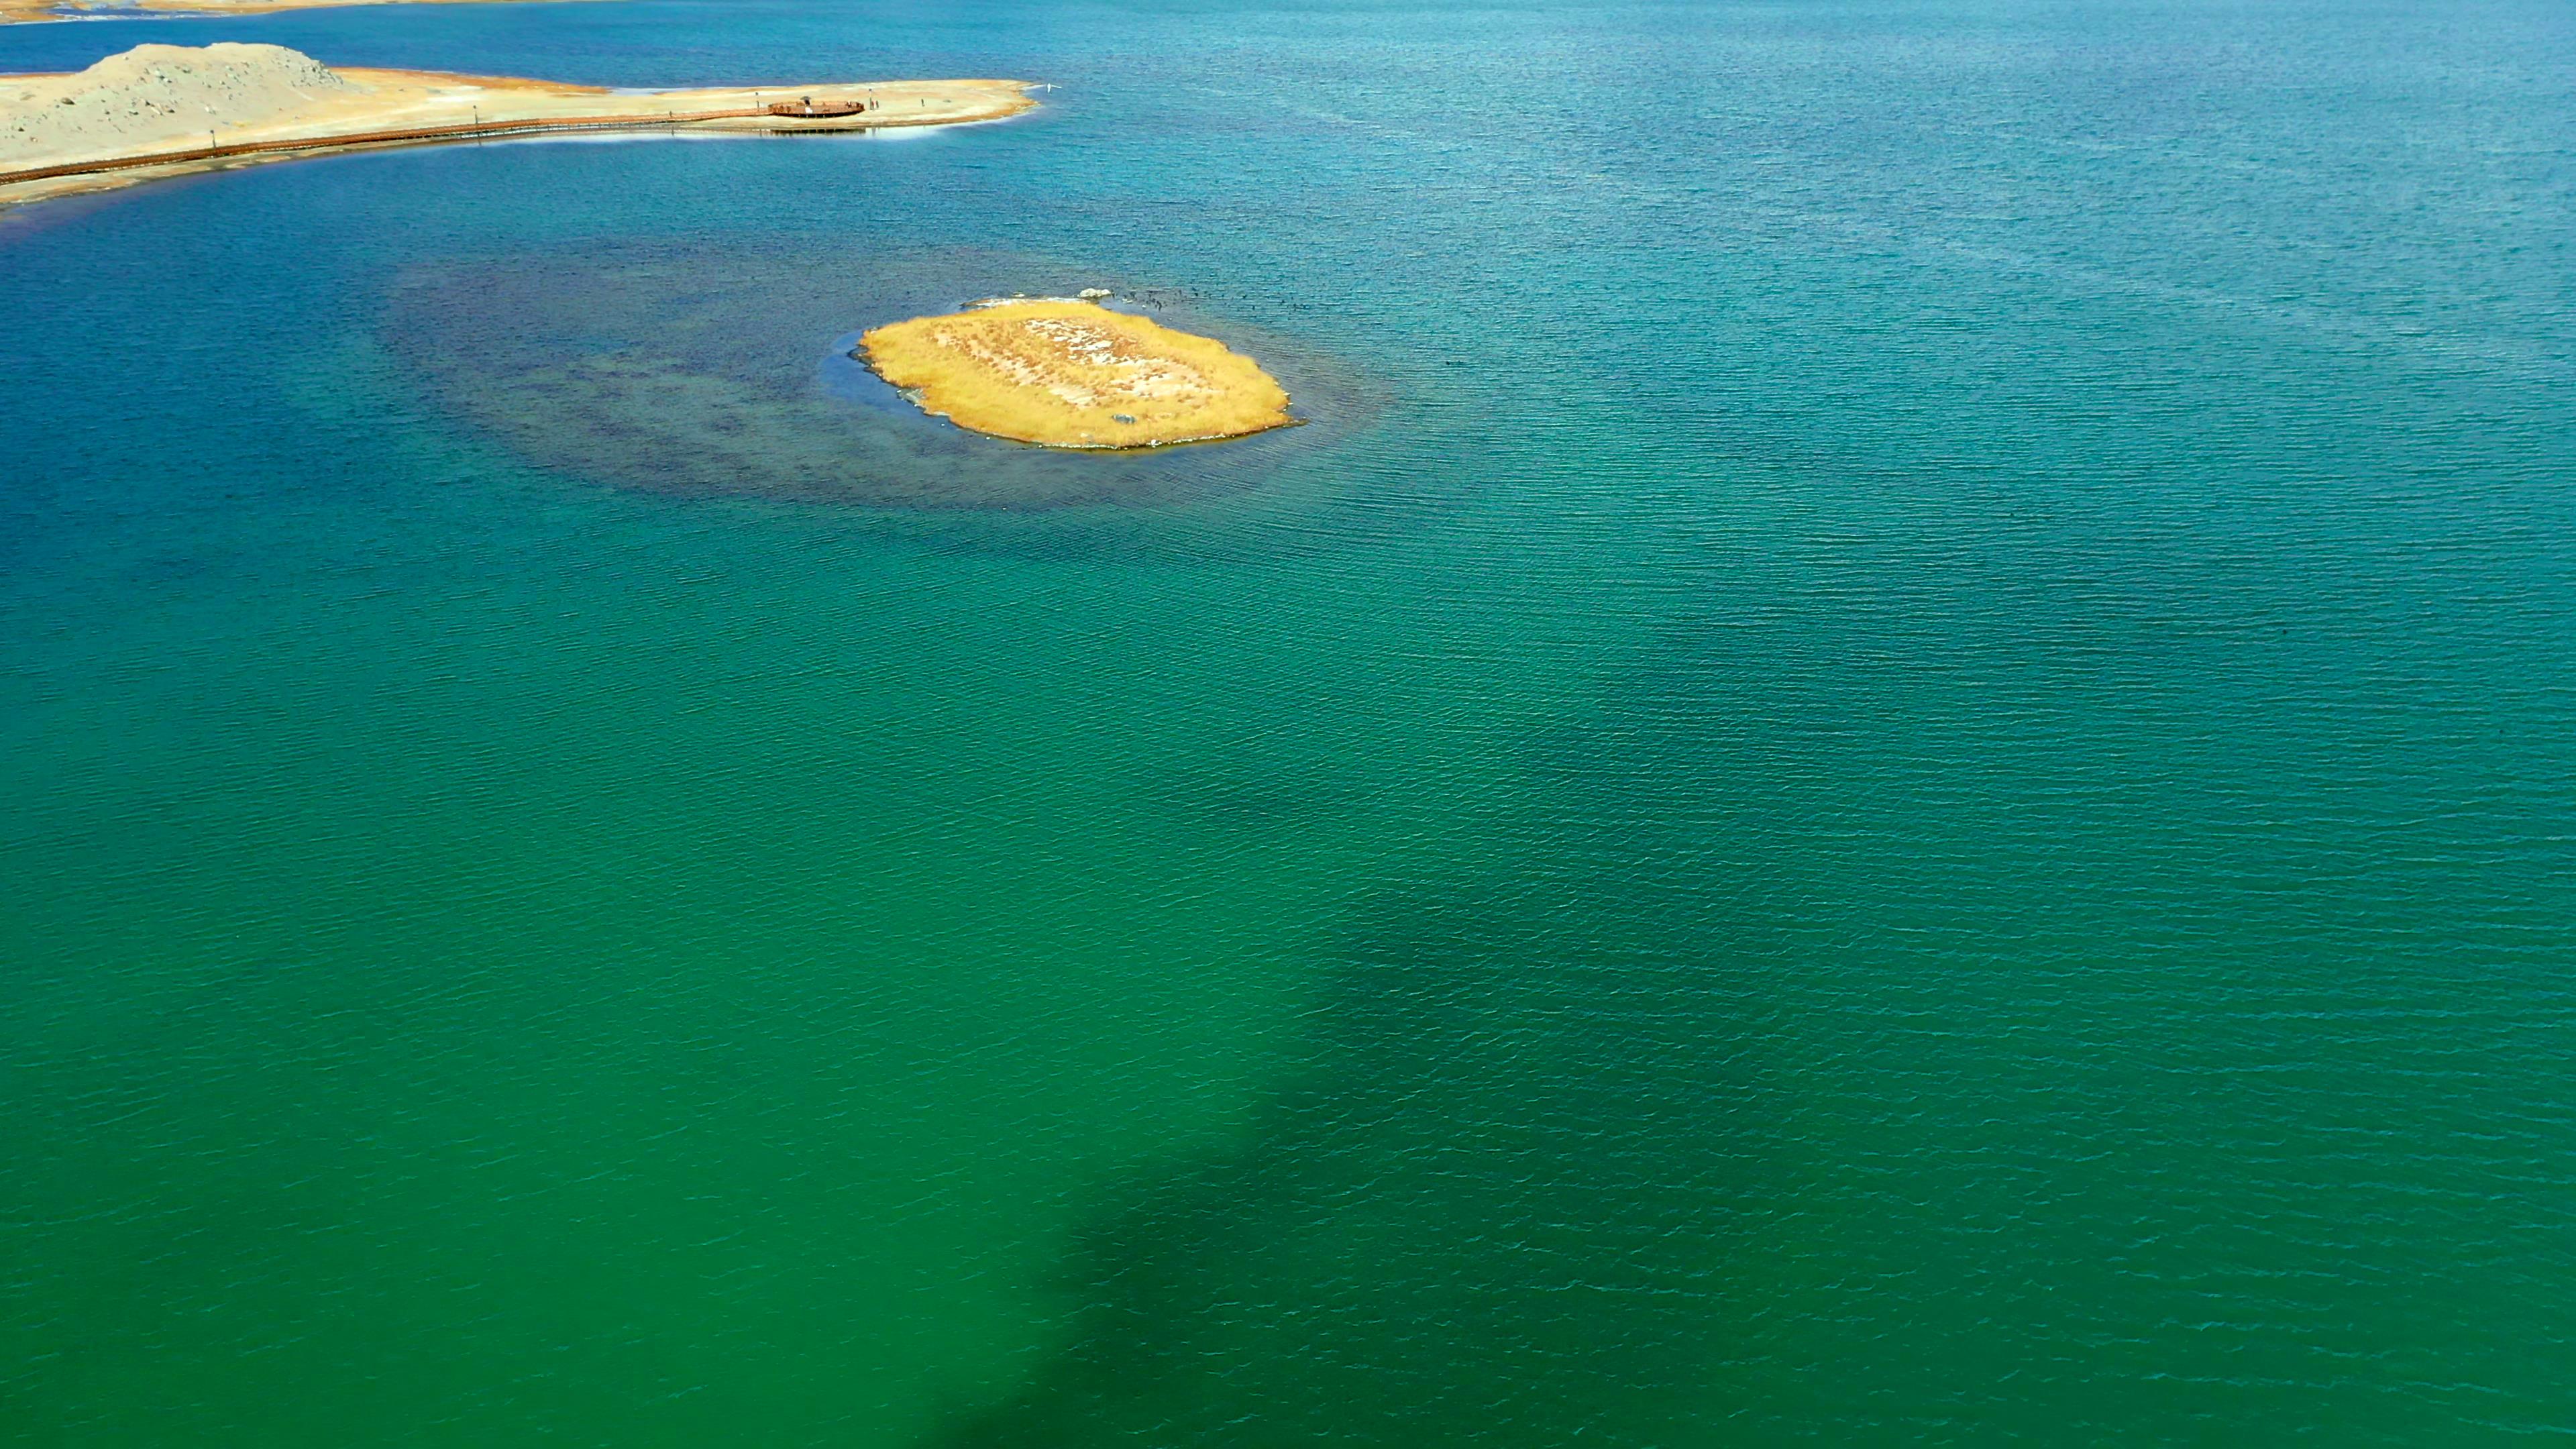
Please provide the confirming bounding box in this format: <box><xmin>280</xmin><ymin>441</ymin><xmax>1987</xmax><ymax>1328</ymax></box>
<box><xmin>0</xmin><ymin>43</ymin><xmax>1033</xmax><ymax>206</ymax></box>
<box><xmin>861</xmin><ymin>298</ymin><xmax>1297</xmax><ymax>450</ymax></box>
<box><xmin>1</xmin><ymin>0</ymin><xmax>608</xmax><ymax>28</ymax></box>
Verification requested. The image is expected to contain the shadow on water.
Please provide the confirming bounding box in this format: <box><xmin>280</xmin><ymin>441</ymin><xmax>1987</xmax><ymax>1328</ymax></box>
<box><xmin>930</xmin><ymin>868</ymin><xmax>1784</xmax><ymax>1448</ymax></box>
<box><xmin>382</xmin><ymin>238</ymin><xmax>1379</xmax><ymax>511</ymax></box>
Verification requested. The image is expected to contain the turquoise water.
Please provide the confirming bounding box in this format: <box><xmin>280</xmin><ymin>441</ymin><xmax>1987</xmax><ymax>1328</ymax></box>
<box><xmin>5</xmin><ymin>0</ymin><xmax>2574</xmax><ymax>1442</ymax></box>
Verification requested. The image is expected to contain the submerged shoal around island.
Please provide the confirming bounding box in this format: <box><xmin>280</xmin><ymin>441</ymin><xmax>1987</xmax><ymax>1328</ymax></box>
<box><xmin>0</xmin><ymin>43</ymin><xmax>1034</xmax><ymax>207</ymax></box>
<box><xmin>861</xmin><ymin>299</ymin><xmax>1297</xmax><ymax>449</ymax></box>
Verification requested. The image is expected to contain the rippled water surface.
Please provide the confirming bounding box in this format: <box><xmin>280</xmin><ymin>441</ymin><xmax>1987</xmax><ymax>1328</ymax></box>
<box><xmin>5</xmin><ymin>0</ymin><xmax>2574</xmax><ymax>1444</ymax></box>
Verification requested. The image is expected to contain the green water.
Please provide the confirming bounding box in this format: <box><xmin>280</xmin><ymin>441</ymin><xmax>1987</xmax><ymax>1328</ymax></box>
<box><xmin>3</xmin><ymin>0</ymin><xmax>2573</xmax><ymax>1442</ymax></box>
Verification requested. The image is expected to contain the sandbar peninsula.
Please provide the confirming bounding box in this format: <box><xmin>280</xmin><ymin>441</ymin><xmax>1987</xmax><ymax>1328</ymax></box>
<box><xmin>1</xmin><ymin>0</ymin><xmax>606</xmax><ymax>28</ymax></box>
<box><xmin>861</xmin><ymin>299</ymin><xmax>1297</xmax><ymax>449</ymax></box>
<box><xmin>0</xmin><ymin>43</ymin><xmax>1034</xmax><ymax>207</ymax></box>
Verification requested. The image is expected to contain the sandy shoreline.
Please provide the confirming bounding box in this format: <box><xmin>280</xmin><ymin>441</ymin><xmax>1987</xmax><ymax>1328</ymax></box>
<box><xmin>1</xmin><ymin>44</ymin><xmax>1034</xmax><ymax>207</ymax></box>
<box><xmin>0</xmin><ymin>0</ymin><xmax>606</xmax><ymax>27</ymax></box>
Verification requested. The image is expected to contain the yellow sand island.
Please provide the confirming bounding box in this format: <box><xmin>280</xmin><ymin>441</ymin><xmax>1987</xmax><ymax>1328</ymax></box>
<box><xmin>861</xmin><ymin>299</ymin><xmax>1295</xmax><ymax>449</ymax></box>
<box><xmin>0</xmin><ymin>43</ymin><xmax>1033</xmax><ymax>207</ymax></box>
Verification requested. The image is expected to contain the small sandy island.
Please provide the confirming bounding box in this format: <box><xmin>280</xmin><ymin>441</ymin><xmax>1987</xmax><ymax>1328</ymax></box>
<box><xmin>2</xmin><ymin>0</ymin><xmax>606</xmax><ymax>27</ymax></box>
<box><xmin>861</xmin><ymin>299</ymin><xmax>1296</xmax><ymax>449</ymax></box>
<box><xmin>1</xmin><ymin>42</ymin><xmax>1032</xmax><ymax>207</ymax></box>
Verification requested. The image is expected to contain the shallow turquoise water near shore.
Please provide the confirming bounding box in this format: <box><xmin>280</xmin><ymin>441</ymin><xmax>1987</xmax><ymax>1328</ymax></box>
<box><xmin>5</xmin><ymin>0</ymin><xmax>2575</xmax><ymax>1442</ymax></box>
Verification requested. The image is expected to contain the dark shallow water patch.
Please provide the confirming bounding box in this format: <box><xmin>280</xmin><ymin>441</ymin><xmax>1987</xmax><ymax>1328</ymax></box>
<box><xmin>928</xmin><ymin>871</ymin><xmax>1783</xmax><ymax>1449</ymax></box>
<box><xmin>384</xmin><ymin>240</ymin><xmax>1376</xmax><ymax>510</ymax></box>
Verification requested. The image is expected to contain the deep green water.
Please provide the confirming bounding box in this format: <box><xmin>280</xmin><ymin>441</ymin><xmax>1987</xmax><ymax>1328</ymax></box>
<box><xmin>5</xmin><ymin>0</ymin><xmax>2574</xmax><ymax>1442</ymax></box>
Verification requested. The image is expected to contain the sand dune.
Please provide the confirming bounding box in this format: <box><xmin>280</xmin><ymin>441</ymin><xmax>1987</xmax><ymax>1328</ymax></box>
<box><xmin>1</xmin><ymin>43</ymin><xmax>1034</xmax><ymax>206</ymax></box>
<box><xmin>3</xmin><ymin>44</ymin><xmax>356</xmax><ymax>164</ymax></box>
